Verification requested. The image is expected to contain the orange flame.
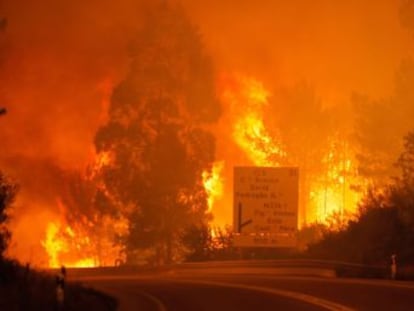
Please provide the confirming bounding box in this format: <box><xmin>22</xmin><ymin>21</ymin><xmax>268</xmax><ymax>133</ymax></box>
<box><xmin>42</xmin><ymin>221</ymin><xmax>97</xmax><ymax>268</ymax></box>
<box><xmin>41</xmin><ymin>151</ymin><xmax>127</xmax><ymax>268</ymax></box>
<box><xmin>216</xmin><ymin>74</ymin><xmax>366</xmax><ymax>228</ymax></box>
<box><xmin>202</xmin><ymin>161</ymin><xmax>224</xmax><ymax>212</ymax></box>
<box><xmin>309</xmin><ymin>138</ymin><xmax>364</xmax><ymax>224</ymax></box>
<box><xmin>42</xmin><ymin>214</ymin><xmax>128</xmax><ymax>268</ymax></box>
<box><xmin>223</xmin><ymin>75</ymin><xmax>287</xmax><ymax>166</ymax></box>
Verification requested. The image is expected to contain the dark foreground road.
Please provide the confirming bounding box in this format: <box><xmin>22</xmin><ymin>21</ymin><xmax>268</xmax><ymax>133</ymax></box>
<box><xmin>74</xmin><ymin>262</ymin><xmax>414</xmax><ymax>311</ymax></box>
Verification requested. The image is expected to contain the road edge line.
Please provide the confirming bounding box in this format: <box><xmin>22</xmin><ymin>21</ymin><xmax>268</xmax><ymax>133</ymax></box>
<box><xmin>167</xmin><ymin>278</ymin><xmax>355</xmax><ymax>311</ymax></box>
<box><xmin>257</xmin><ymin>275</ymin><xmax>414</xmax><ymax>290</ymax></box>
<box><xmin>134</xmin><ymin>289</ymin><xmax>167</xmax><ymax>311</ymax></box>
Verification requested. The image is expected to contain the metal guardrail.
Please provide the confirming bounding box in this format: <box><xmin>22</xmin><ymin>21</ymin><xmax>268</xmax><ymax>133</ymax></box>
<box><xmin>57</xmin><ymin>259</ymin><xmax>414</xmax><ymax>280</ymax></box>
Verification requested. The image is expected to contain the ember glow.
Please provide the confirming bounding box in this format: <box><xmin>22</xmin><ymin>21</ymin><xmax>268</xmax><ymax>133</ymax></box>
<box><xmin>202</xmin><ymin>161</ymin><xmax>224</xmax><ymax>212</ymax></box>
<box><xmin>38</xmin><ymin>150</ymin><xmax>128</xmax><ymax>268</ymax></box>
<box><xmin>224</xmin><ymin>76</ymin><xmax>287</xmax><ymax>167</ymax></box>
<box><xmin>91</xmin><ymin>151</ymin><xmax>113</xmax><ymax>174</ymax></box>
<box><xmin>42</xmin><ymin>221</ymin><xmax>96</xmax><ymax>268</ymax></box>
<box><xmin>309</xmin><ymin>138</ymin><xmax>365</xmax><ymax>224</ymax></box>
<box><xmin>42</xmin><ymin>213</ymin><xmax>128</xmax><ymax>268</ymax></box>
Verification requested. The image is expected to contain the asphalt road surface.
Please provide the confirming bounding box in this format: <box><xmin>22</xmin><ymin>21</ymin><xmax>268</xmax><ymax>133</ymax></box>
<box><xmin>74</xmin><ymin>262</ymin><xmax>414</xmax><ymax>311</ymax></box>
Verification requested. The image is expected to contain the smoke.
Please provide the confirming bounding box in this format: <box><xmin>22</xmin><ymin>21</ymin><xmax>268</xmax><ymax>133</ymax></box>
<box><xmin>181</xmin><ymin>0</ymin><xmax>414</xmax><ymax>226</ymax></box>
<box><xmin>0</xmin><ymin>0</ymin><xmax>147</xmax><ymax>167</ymax></box>
<box><xmin>400</xmin><ymin>0</ymin><xmax>414</xmax><ymax>34</ymax></box>
<box><xmin>182</xmin><ymin>0</ymin><xmax>414</xmax><ymax>103</ymax></box>
<box><xmin>0</xmin><ymin>0</ymin><xmax>150</xmax><ymax>263</ymax></box>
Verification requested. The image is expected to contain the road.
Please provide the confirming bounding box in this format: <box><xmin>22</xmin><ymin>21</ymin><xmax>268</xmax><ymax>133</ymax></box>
<box><xmin>73</xmin><ymin>261</ymin><xmax>414</xmax><ymax>311</ymax></box>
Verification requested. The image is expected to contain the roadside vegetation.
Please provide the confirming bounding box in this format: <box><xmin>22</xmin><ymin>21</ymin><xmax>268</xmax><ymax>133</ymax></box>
<box><xmin>0</xmin><ymin>156</ymin><xmax>118</xmax><ymax>311</ymax></box>
<box><xmin>305</xmin><ymin>132</ymin><xmax>414</xmax><ymax>267</ymax></box>
<box><xmin>180</xmin><ymin>131</ymin><xmax>414</xmax><ymax>281</ymax></box>
<box><xmin>0</xmin><ymin>260</ymin><xmax>117</xmax><ymax>311</ymax></box>
<box><xmin>0</xmin><ymin>58</ymin><xmax>117</xmax><ymax>311</ymax></box>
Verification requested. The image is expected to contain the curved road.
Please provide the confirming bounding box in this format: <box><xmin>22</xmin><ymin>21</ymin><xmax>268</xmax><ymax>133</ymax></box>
<box><xmin>75</xmin><ymin>262</ymin><xmax>414</xmax><ymax>311</ymax></box>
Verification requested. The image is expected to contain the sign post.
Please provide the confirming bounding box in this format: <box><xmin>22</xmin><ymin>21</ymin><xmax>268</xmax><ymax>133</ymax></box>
<box><xmin>237</xmin><ymin>202</ymin><xmax>253</xmax><ymax>232</ymax></box>
<box><xmin>233</xmin><ymin>167</ymin><xmax>299</xmax><ymax>248</ymax></box>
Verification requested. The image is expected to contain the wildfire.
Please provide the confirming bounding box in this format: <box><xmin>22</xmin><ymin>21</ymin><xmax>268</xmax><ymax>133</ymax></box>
<box><xmin>202</xmin><ymin>161</ymin><xmax>224</xmax><ymax>212</ymax></box>
<box><xmin>87</xmin><ymin>151</ymin><xmax>113</xmax><ymax>179</ymax></box>
<box><xmin>223</xmin><ymin>75</ymin><xmax>287</xmax><ymax>166</ymax></box>
<box><xmin>42</xmin><ymin>214</ymin><xmax>128</xmax><ymax>268</ymax></box>
<box><xmin>42</xmin><ymin>222</ymin><xmax>64</xmax><ymax>268</ymax></box>
<box><xmin>42</xmin><ymin>221</ymin><xmax>96</xmax><ymax>268</ymax></box>
<box><xmin>37</xmin><ymin>72</ymin><xmax>368</xmax><ymax>267</ymax></box>
<box><xmin>310</xmin><ymin>138</ymin><xmax>364</xmax><ymax>224</ymax></box>
<box><xmin>40</xmin><ymin>150</ymin><xmax>128</xmax><ymax>268</ymax></box>
<box><xmin>216</xmin><ymin>74</ymin><xmax>365</xmax><ymax>228</ymax></box>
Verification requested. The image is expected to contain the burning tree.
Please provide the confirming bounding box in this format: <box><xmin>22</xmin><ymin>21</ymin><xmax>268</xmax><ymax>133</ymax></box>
<box><xmin>352</xmin><ymin>60</ymin><xmax>414</xmax><ymax>189</ymax></box>
<box><xmin>221</xmin><ymin>77</ymin><xmax>362</xmax><ymax>226</ymax></box>
<box><xmin>307</xmin><ymin>130</ymin><xmax>414</xmax><ymax>264</ymax></box>
<box><xmin>352</xmin><ymin>94</ymin><xmax>400</xmax><ymax>186</ymax></box>
<box><xmin>46</xmin><ymin>167</ymin><xmax>128</xmax><ymax>267</ymax></box>
<box><xmin>0</xmin><ymin>20</ymin><xmax>13</xmax><ymax>258</ymax></box>
<box><xmin>266</xmin><ymin>83</ymin><xmax>334</xmax><ymax>223</ymax></box>
<box><xmin>95</xmin><ymin>2</ymin><xmax>220</xmax><ymax>264</ymax></box>
<box><xmin>397</xmin><ymin>131</ymin><xmax>414</xmax><ymax>187</ymax></box>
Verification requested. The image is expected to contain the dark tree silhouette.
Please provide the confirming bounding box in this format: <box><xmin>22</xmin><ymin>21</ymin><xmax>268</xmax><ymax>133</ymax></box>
<box><xmin>1</xmin><ymin>17</ymin><xmax>7</xmax><ymax>117</ymax></box>
<box><xmin>95</xmin><ymin>3</ymin><xmax>220</xmax><ymax>264</ymax></box>
<box><xmin>307</xmin><ymin>131</ymin><xmax>414</xmax><ymax>265</ymax></box>
<box><xmin>0</xmin><ymin>173</ymin><xmax>18</xmax><ymax>257</ymax></box>
<box><xmin>397</xmin><ymin>132</ymin><xmax>414</xmax><ymax>186</ymax></box>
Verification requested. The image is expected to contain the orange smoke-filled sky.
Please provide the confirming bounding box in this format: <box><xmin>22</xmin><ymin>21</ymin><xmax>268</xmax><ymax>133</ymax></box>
<box><xmin>181</xmin><ymin>0</ymin><xmax>414</xmax><ymax>225</ymax></box>
<box><xmin>182</xmin><ymin>0</ymin><xmax>414</xmax><ymax>104</ymax></box>
<box><xmin>1</xmin><ymin>0</ymin><xmax>413</xmax><ymax>167</ymax></box>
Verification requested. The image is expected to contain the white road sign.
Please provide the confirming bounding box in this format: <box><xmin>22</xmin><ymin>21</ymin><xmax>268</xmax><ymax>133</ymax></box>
<box><xmin>233</xmin><ymin>167</ymin><xmax>299</xmax><ymax>246</ymax></box>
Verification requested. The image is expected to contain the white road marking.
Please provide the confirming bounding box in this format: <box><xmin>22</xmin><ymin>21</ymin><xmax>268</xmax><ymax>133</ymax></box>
<box><xmin>134</xmin><ymin>289</ymin><xmax>167</xmax><ymax>311</ymax></box>
<box><xmin>168</xmin><ymin>279</ymin><xmax>355</xmax><ymax>311</ymax></box>
<box><xmin>254</xmin><ymin>275</ymin><xmax>414</xmax><ymax>290</ymax></box>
